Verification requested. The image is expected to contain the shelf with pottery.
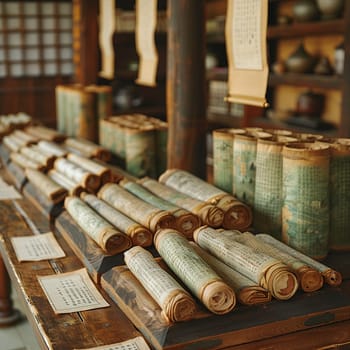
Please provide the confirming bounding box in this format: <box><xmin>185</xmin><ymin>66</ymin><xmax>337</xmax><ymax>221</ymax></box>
<box><xmin>264</xmin><ymin>0</ymin><xmax>350</xmax><ymax>136</ymax></box>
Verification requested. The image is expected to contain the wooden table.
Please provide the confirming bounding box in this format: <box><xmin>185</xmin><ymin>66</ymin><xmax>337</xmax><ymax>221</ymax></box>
<box><xmin>1</xmin><ymin>162</ymin><xmax>350</xmax><ymax>349</ymax></box>
<box><xmin>0</xmin><ymin>198</ymin><xmax>141</xmax><ymax>349</ymax></box>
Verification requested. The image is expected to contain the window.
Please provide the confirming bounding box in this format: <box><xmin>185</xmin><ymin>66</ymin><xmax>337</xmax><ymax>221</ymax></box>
<box><xmin>0</xmin><ymin>1</ymin><xmax>74</xmax><ymax>78</ymax></box>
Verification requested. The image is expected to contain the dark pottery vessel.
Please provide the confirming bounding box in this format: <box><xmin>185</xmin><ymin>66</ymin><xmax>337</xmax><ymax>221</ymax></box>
<box><xmin>285</xmin><ymin>43</ymin><xmax>316</xmax><ymax>73</ymax></box>
<box><xmin>293</xmin><ymin>0</ymin><xmax>320</xmax><ymax>22</ymax></box>
<box><xmin>316</xmin><ymin>0</ymin><xmax>344</xmax><ymax>20</ymax></box>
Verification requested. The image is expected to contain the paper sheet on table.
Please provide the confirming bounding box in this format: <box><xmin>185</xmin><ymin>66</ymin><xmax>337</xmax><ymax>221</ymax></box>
<box><xmin>74</xmin><ymin>336</ymin><xmax>151</xmax><ymax>350</ymax></box>
<box><xmin>225</xmin><ymin>0</ymin><xmax>269</xmax><ymax>107</ymax></box>
<box><xmin>38</xmin><ymin>268</ymin><xmax>109</xmax><ymax>314</ymax></box>
<box><xmin>99</xmin><ymin>0</ymin><xmax>116</xmax><ymax>79</ymax></box>
<box><xmin>135</xmin><ymin>0</ymin><xmax>158</xmax><ymax>86</ymax></box>
<box><xmin>11</xmin><ymin>232</ymin><xmax>66</xmax><ymax>262</ymax></box>
<box><xmin>0</xmin><ymin>177</ymin><xmax>22</xmax><ymax>200</ymax></box>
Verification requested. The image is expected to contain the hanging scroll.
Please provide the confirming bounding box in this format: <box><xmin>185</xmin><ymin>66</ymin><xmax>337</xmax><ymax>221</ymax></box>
<box><xmin>99</xmin><ymin>0</ymin><xmax>116</xmax><ymax>79</ymax></box>
<box><xmin>225</xmin><ymin>0</ymin><xmax>269</xmax><ymax>107</ymax></box>
<box><xmin>135</xmin><ymin>0</ymin><xmax>158</xmax><ymax>86</ymax></box>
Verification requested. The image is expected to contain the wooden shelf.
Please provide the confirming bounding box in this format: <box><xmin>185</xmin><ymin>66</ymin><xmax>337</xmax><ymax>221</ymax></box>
<box><xmin>269</xmin><ymin>73</ymin><xmax>344</xmax><ymax>90</ymax></box>
<box><xmin>268</xmin><ymin>19</ymin><xmax>345</xmax><ymax>38</ymax></box>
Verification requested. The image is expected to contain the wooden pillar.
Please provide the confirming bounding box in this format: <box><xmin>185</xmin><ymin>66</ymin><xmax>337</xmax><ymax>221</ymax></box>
<box><xmin>0</xmin><ymin>256</ymin><xmax>20</xmax><ymax>326</ymax></box>
<box><xmin>166</xmin><ymin>0</ymin><xmax>207</xmax><ymax>179</ymax></box>
<box><xmin>72</xmin><ymin>0</ymin><xmax>99</xmax><ymax>85</ymax></box>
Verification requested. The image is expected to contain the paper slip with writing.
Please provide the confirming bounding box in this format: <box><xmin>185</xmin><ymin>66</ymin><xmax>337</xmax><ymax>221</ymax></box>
<box><xmin>38</xmin><ymin>268</ymin><xmax>109</xmax><ymax>314</ymax></box>
<box><xmin>74</xmin><ymin>336</ymin><xmax>151</xmax><ymax>350</ymax></box>
<box><xmin>0</xmin><ymin>177</ymin><xmax>22</xmax><ymax>200</ymax></box>
<box><xmin>11</xmin><ymin>232</ymin><xmax>66</xmax><ymax>262</ymax></box>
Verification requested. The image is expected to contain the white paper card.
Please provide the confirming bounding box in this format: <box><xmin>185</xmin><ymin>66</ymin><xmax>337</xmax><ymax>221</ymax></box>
<box><xmin>11</xmin><ymin>232</ymin><xmax>66</xmax><ymax>262</ymax></box>
<box><xmin>74</xmin><ymin>336</ymin><xmax>151</xmax><ymax>350</ymax></box>
<box><xmin>0</xmin><ymin>177</ymin><xmax>22</xmax><ymax>200</ymax></box>
<box><xmin>38</xmin><ymin>268</ymin><xmax>109</xmax><ymax>314</ymax></box>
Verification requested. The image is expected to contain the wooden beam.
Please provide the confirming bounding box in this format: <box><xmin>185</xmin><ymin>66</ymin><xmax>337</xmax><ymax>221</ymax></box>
<box><xmin>72</xmin><ymin>0</ymin><xmax>99</xmax><ymax>85</ymax></box>
<box><xmin>166</xmin><ymin>0</ymin><xmax>207</xmax><ymax>179</ymax></box>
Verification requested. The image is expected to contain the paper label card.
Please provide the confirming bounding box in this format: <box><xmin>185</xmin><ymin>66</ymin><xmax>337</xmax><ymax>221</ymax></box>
<box><xmin>11</xmin><ymin>232</ymin><xmax>66</xmax><ymax>262</ymax></box>
<box><xmin>74</xmin><ymin>336</ymin><xmax>151</xmax><ymax>350</ymax></box>
<box><xmin>0</xmin><ymin>177</ymin><xmax>22</xmax><ymax>200</ymax></box>
<box><xmin>38</xmin><ymin>268</ymin><xmax>109</xmax><ymax>314</ymax></box>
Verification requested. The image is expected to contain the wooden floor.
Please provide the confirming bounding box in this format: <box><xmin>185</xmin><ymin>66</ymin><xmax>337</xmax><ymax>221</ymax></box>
<box><xmin>0</xmin><ymin>287</ymin><xmax>40</xmax><ymax>350</ymax></box>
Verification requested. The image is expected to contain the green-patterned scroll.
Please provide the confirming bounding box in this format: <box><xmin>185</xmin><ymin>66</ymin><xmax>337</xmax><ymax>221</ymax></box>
<box><xmin>282</xmin><ymin>142</ymin><xmax>330</xmax><ymax>259</ymax></box>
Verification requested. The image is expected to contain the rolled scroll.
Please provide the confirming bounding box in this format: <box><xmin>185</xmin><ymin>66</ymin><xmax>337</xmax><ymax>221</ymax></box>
<box><xmin>25</xmin><ymin>125</ymin><xmax>66</xmax><ymax>142</ymax></box>
<box><xmin>54</xmin><ymin>158</ymin><xmax>100</xmax><ymax>192</ymax></box>
<box><xmin>120</xmin><ymin>179</ymin><xmax>201</xmax><ymax>238</ymax></box>
<box><xmin>282</xmin><ymin>142</ymin><xmax>330</xmax><ymax>260</ymax></box>
<box><xmin>13</xmin><ymin>129</ymin><xmax>38</xmax><ymax>145</ymax></box>
<box><xmin>20</xmin><ymin>146</ymin><xmax>55</xmax><ymax>169</ymax></box>
<box><xmin>64</xmin><ymin>196</ymin><xmax>132</xmax><ymax>255</ymax></box>
<box><xmin>159</xmin><ymin>169</ymin><xmax>252</xmax><ymax>231</ymax></box>
<box><xmin>81</xmin><ymin>192</ymin><xmax>153</xmax><ymax>247</ymax></box>
<box><xmin>256</xmin><ymin>233</ymin><xmax>342</xmax><ymax>287</ymax></box>
<box><xmin>67</xmin><ymin>153</ymin><xmax>112</xmax><ymax>185</ymax></box>
<box><xmin>64</xmin><ymin>137</ymin><xmax>111</xmax><ymax>162</ymax></box>
<box><xmin>154</xmin><ymin>228</ymin><xmax>236</xmax><ymax>315</ymax></box>
<box><xmin>212</xmin><ymin>128</ymin><xmax>246</xmax><ymax>194</ymax></box>
<box><xmin>25</xmin><ymin>168</ymin><xmax>67</xmax><ymax>204</ymax></box>
<box><xmin>36</xmin><ymin>140</ymin><xmax>68</xmax><ymax>158</ymax></box>
<box><xmin>98</xmin><ymin>183</ymin><xmax>176</xmax><ymax>233</ymax></box>
<box><xmin>193</xmin><ymin>226</ymin><xmax>299</xmax><ymax>300</ymax></box>
<box><xmin>231</xmin><ymin>231</ymin><xmax>323</xmax><ymax>292</ymax></box>
<box><xmin>190</xmin><ymin>242</ymin><xmax>271</xmax><ymax>305</ymax></box>
<box><xmin>48</xmin><ymin>169</ymin><xmax>84</xmax><ymax>197</ymax></box>
<box><xmin>124</xmin><ymin>246</ymin><xmax>196</xmax><ymax>322</ymax></box>
<box><xmin>10</xmin><ymin>152</ymin><xmax>45</xmax><ymax>171</ymax></box>
<box><xmin>139</xmin><ymin>177</ymin><xmax>224</xmax><ymax>228</ymax></box>
<box><xmin>3</xmin><ymin>135</ymin><xmax>22</xmax><ymax>152</ymax></box>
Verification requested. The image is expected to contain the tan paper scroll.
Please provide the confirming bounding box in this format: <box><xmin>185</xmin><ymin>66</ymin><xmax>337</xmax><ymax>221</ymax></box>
<box><xmin>10</xmin><ymin>152</ymin><xmax>45</xmax><ymax>171</ymax></box>
<box><xmin>98</xmin><ymin>183</ymin><xmax>176</xmax><ymax>233</ymax></box>
<box><xmin>64</xmin><ymin>196</ymin><xmax>132</xmax><ymax>255</ymax></box>
<box><xmin>190</xmin><ymin>242</ymin><xmax>271</xmax><ymax>305</ymax></box>
<box><xmin>48</xmin><ymin>169</ymin><xmax>84</xmax><ymax>197</ymax></box>
<box><xmin>225</xmin><ymin>0</ymin><xmax>269</xmax><ymax>107</ymax></box>
<box><xmin>54</xmin><ymin>158</ymin><xmax>101</xmax><ymax>192</ymax></box>
<box><xmin>2</xmin><ymin>135</ymin><xmax>22</xmax><ymax>152</ymax></box>
<box><xmin>193</xmin><ymin>226</ymin><xmax>299</xmax><ymax>300</ymax></box>
<box><xmin>121</xmin><ymin>179</ymin><xmax>201</xmax><ymax>239</ymax></box>
<box><xmin>232</xmin><ymin>231</ymin><xmax>323</xmax><ymax>292</ymax></box>
<box><xmin>154</xmin><ymin>229</ymin><xmax>236</xmax><ymax>315</ymax></box>
<box><xmin>135</xmin><ymin>0</ymin><xmax>158</xmax><ymax>86</ymax></box>
<box><xmin>64</xmin><ymin>137</ymin><xmax>111</xmax><ymax>162</ymax></box>
<box><xmin>81</xmin><ymin>192</ymin><xmax>153</xmax><ymax>247</ymax></box>
<box><xmin>37</xmin><ymin>140</ymin><xmax>68</xmax><ymax>158</ymax></box>
<box><xmin>20</xmin><ymin>145</ymin><xmax>55</xmax><ymax>169</ymax></box>
<box><xmin>99</xmin><ymin>0</ymin><xmax>116</xmax><ymax>79</ymax></box>
<box><xmin>13</xmin><ymin>129</ymin><xmax>38</xmax><ymax>145</ymax></box>
<box><xmin>67</xmin><ymin>153</ymin><xmax>112</xmax><ymax>185</ymax></box>
<box><xmin>256</xmin><ymin>233</ymin><xmax>342</xmax><ymax>287</ymax></box>
<box><xmin>124</xmin><ymin>246</ymin><xmax>196</xmax><ymax>322</ymax></box>
<box><xmin>159</xmin><ymin>169</ymin><xmax>252</xmax><ymax>230</ymax></box>
<box><xmin>25</xmin><ymin>125</ymin><xmax>66</xmax><ymax>142</ymax></box>
<box><xmin>139</xmin><ymin>177</ymin><xmax>224</xmax><ymax>228</ymax></box>
<box><xmin>25</xmin><ymin>168</ymin><xmax>67</xmax><ymax>204</ymax></box>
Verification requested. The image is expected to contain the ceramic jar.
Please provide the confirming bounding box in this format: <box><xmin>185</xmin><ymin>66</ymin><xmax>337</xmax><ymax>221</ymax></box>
<box><xmin>296</xmin><ymin>90</ymin><xmax>325</xmax><ymax>118</ymax></box>
<box><xmin>285</xmin><ymin>43</ymin><xmax>315</xmax><ymax>73</ymax></box>
<box><xmin>293</xmin><ymin>0</ymin><xmax>320</xmax><ymax>22</ymax></box>
<box><xmin>316</xmin><ymin>0</ymin><xmax>344</xmax><ymax>20</ymax></box>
